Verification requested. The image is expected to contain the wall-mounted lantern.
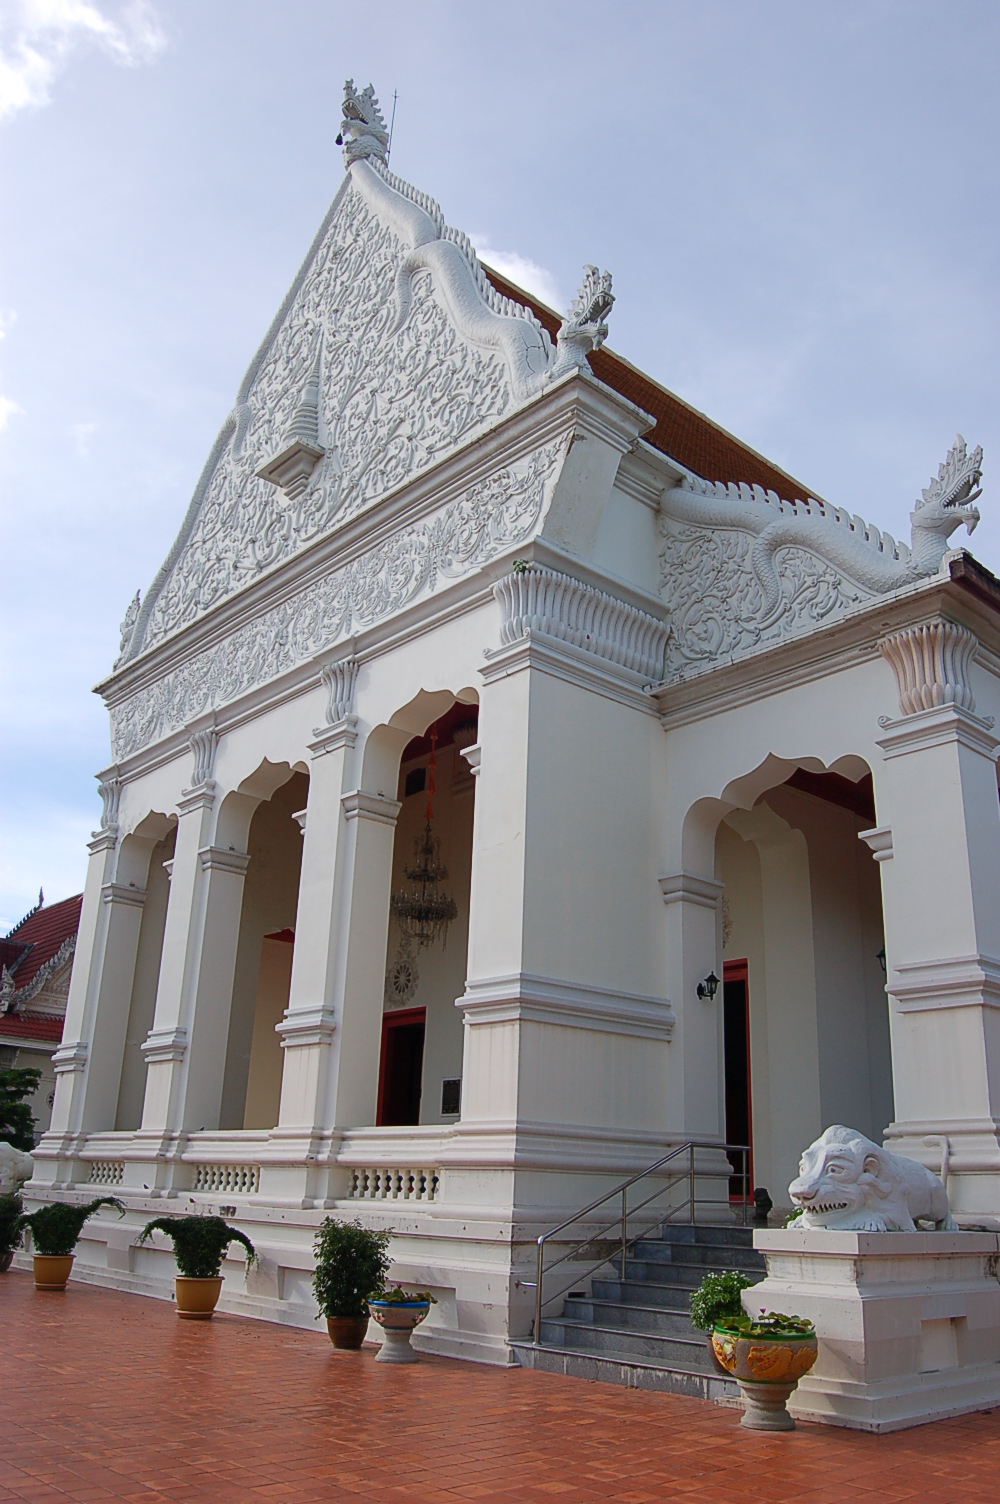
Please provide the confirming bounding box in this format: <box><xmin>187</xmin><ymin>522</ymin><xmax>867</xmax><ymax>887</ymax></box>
<box><xmin>697</xmin><ymin>971</ymin><xmax>720</xmax><ymax>1001</ymax></box>
<box><xmin>876</xmin><ymin>947</ymin><xmax>887</xmax><ymax>976</ymax></box>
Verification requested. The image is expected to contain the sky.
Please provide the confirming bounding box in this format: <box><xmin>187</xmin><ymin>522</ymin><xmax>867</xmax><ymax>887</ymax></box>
<box><xmin>1</xmin><ymin>0</ymin><xmax>998</xmax><ymax>929</ymax></box>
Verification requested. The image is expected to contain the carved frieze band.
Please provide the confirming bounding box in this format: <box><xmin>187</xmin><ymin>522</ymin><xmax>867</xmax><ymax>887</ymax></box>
<box><xmin>494</xmin><ymin>566</ymin><xmax>669</xmax><ymax>682</ymax></box>
<box><xmin>879</xmin><ymin>619</ymin><xmax>978</xmax><ymax>717</ymax></box>
<box><xmin>110</xmin><ymin>444</ymin><xmax>561</xmax><ymax>761</ymax></box>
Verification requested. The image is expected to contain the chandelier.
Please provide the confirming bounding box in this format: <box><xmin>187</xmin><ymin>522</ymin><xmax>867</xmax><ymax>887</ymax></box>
<box><xmin>390</xmin><ymin>730</ymin><xmax>458</xmax><ymax>950</ymax></box>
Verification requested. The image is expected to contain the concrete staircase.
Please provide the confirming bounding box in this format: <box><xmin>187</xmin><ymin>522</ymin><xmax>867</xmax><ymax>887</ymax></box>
<box><xmin>512</xmin><ymin>1223</ymin><xmax>766</xmax><ymax>1400</ymax></box>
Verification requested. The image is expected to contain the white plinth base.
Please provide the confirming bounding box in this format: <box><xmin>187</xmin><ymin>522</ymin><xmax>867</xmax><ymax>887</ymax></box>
<box><xmin>752</xmin><ymin>1229</ymin><xmax>1000</xmax><ymax>1432</ymax></box>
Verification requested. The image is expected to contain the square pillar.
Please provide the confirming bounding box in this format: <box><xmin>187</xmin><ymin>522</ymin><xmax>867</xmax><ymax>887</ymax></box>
<box><xmin>873</xmin><ymin>621</ymin><xmax>1000</xmax><ymax>1218</ymax></box>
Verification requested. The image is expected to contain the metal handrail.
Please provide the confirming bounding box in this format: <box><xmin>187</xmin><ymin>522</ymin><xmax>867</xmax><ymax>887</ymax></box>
<box><xmin>528</xmin><ymin>1139</ymin><xmax>750</xmax><ymax>1342</ymax></box>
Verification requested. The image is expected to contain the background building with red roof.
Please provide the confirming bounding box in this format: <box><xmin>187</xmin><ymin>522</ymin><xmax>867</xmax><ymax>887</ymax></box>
<box><xmin>0</xmin><ymin>892</ymin><xmax>80</xmax><ymax>1139</ymax></box>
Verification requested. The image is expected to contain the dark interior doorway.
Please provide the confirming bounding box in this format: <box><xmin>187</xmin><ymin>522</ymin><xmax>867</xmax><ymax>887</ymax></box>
<box><xmin>377</xmin><ymin>1007</ymin><xmax>426</xmax><ymax>1126</ymax></box>
<box><xmin>722</xmin><ymin>960</ymin><xmax>753</xmax><ymax>1198</ymax></box>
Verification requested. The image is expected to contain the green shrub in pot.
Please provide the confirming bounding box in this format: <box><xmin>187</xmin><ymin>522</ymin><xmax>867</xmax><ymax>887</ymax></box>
<box><xmin>312</xmin><ymin>1218</ymin><xmax>391</xmax><ymax>1349</ymax></box>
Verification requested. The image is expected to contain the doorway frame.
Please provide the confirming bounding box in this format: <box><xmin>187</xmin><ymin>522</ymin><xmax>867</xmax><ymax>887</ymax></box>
<box><xmin>376</xmin><ymin>1006</ymin><xmax>427</xmax><ymax>1126</ymax></box>
<box><xmin>722</xmin><ymin>958</ymin><xmax>753</xmax><ymax>1196</ymax></box>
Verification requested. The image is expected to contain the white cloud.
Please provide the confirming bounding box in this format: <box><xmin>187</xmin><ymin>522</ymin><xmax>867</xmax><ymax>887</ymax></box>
<box><xmin>0</xmin><ymin>395</ymin><xmax>24</xmax><ymax>431</ymax></box>
<box><xmin>470</xmin><ymin>237</ymin><xmax>564</xmax><ymax>313</ymax></box>
<box><xmin>0</xmin><ymin>0</ymin><xmax>166</xmax><ymax>122</ymax></box>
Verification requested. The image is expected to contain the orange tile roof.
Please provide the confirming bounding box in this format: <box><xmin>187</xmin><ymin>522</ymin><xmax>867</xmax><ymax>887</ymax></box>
<box><xmin>3</xmin><ymin>893</ymin><xmax>82</xmax><ymax>993</ymax></box>
<box><xmin>0</xmin><ymin>1012</ymin><xmax>65</xmax><ymax>1044</ymax></box>
<box><xmin>483</xmin><ymin>266</ymin><xmax>815</xmax><ymax>506</ymax></box>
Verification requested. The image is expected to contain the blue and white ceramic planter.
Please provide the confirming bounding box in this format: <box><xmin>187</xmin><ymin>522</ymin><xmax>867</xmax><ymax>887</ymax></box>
<box><xmin>368</xmin><ymin>1298</ymin><xmax>430</xmax><ymax>1364</ymax></box>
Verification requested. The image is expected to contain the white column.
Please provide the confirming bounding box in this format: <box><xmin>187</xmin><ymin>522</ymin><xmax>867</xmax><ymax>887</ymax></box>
<box><xmin>657</xmin><ymin>871</ymin><xmax>726</xmax><ymax>1141</ymax></box>
<box><xmin>273</xmin><ymin>717</ymin><xmax>358</xmax><ymax>1142</ymax></box>
<box><xmin>38</xmin><ymin>773</ymin><xmax>152</xmax><ymax>1183</ymax></box>
<box><xmin>138</xmin><ymin>780</ymin><xmax>250</xmax><ymax>1152</ymax></box>
<box><xmin>872</xmin><ymin>620</ymin><xmax>1000</xmax><ymax>1218</ymax></box>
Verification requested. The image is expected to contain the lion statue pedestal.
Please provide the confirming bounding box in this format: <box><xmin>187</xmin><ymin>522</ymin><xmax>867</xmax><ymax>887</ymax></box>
<box><xmin>748</xmin><ymin>1125</ymin><xmax>1000</xmax><ymax>1431</ymax></box>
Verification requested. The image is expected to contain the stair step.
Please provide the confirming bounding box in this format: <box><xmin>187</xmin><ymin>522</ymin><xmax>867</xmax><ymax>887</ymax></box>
<box><xmin>510</xmin><ymin>1339</ymin><xmax>739</xmax><ymax>1402</ymax></box>
<box><xmin>590</xmin><ymin>1280</ymin><xmax>694</xmax><ymax>1313</ymax></box>
<box><xmin>563</xmin><ymin>1299</ymin><xmax>700</xmax><ymax>1336</ymax></box>
<box><xmin>629</xmin><ymin>1240</ymin><xmax>766</xmax><ymax>1271</ymax></box>
<box><xmin>539</xmin><ymin>1315</ymin><xmax>713</xmax><ymax>1366</ymax></box>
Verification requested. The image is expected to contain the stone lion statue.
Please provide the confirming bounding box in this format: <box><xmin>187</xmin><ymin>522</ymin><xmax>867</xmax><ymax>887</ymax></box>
<box><xmin>0</xmin><ymin>1141</ymin><xmax>34</xmax><ymax>1195</ymax></box>
<box><xmin>788</xmin><ymin>1125</ymin><xmax>957</xmax><ymax>1232</ymax></box>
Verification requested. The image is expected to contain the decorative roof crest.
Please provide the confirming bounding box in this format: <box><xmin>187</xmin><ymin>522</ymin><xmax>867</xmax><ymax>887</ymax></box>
<box><xmin>337</xmin><ymin>80</ymin><xmax>389</xmax><ymax>166</ymax></box>
<box><xmin>550</xmin><ymin>266</ymin><xmax>615</xmax><ymax>380</ymax></box>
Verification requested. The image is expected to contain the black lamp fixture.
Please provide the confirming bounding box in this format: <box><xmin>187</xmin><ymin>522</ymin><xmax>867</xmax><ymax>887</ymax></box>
<box><xmin>876</xmin><ymin>946</ymin><xmax>887</xmax><ymax>976</ymax></box>
<box><xmin>697</xmin><ymin>971</ymin><xmax>720</xmax><ymax>1001</ymax></box>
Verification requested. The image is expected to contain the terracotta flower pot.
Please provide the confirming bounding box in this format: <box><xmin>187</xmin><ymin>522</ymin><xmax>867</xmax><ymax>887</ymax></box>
<box><xmin>0</xmin><ymin>1250</ymin><xmax>14</xmax><ymax>1274</ymax></box>
<box><xmin>368</xmin><ymin>1298</ymin><xmax>430</xmax><ymax>1364</ymax></box>
<box><xmin>33</xmin><ymin>1254</ymin><xmax>74</xmax><ymax>1290</ymax></box>
<box><xmin>174</xmin><ymin>1275</ymin><xmax>224</xmax><ymax>1319</ymax></box>
<box><xmin>326</xmin><ymin>1316</ymin><xmax>370</xmax><ymax>1350</ymax></box>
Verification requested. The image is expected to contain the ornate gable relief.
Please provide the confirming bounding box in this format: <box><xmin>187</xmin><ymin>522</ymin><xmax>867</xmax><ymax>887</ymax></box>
<box><xmin>659</xmin><ymin>437</ymin><xmax>984</xmax><ymax>673</ymax></box>
<box><xmin>120</xmin><ymin>81</ymin><xmax>616</xmax><ymax>667</ymax></box>
<box><xmin>110</xmin><ymin>442</ymin><xmax>563</xmax><ymax>759</ymax></box>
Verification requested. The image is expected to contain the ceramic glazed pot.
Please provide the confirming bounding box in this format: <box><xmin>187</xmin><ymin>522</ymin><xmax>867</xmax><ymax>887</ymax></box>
<box><xmin>33</xmin><ymin>1254</ymin><xmax>74</xmax><ymax>1290</ymax></box>
<box><xmin>368</xmin><ymin>1298</ymin><xmax>430</xmax><ymax>1364</ymax></box>
<box><xmin>711</xmin><ymin>1325</ymin><xmax>818</xmax><ymax>1431</ymax></box>
<box><xmin>0</xmin><ymin>1250</ymin><xmax>14</xmax><ymax>1273</ymax></box>
<box><xmin>327</xmin><ymin>1316</ymin><xmax>370</xmax><ymax>1350</ymax></box>
<box><xmin>174</xmin><ymin>1275</ymin><xmax>224</xmax><ymax>1319</ymax></box>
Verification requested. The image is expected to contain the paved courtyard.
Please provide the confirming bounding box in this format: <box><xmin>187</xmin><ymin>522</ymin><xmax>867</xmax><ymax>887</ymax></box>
<box><xmin>2</xmin><ymin>1273</ymin><xmax>1000</xmax><ymax>1502</ymax></box>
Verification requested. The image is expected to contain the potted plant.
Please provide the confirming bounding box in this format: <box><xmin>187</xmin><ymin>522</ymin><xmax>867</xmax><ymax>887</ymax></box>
<box><xmin>368</xmin><ymin>1284</ymin><xmax>437</xmax><ymax>1365</ymax></box>
<box><xmin>709</xmin><ymin>1308</ymin><xmax>818</xmax><ymax>1431</ymax></box>
<box><xmin>689</xmin><ymin>1270</ymin><xmax>755</xmax><ymax>1374</ymax></box>
<box><xmin>137</xmin><ymin>1215</ymin><xmax>257</xmax><ymax>1319</ymax></box>
<box><xmin>312</xmin><ymin>1217</ymin><xmax>391</xmax><ymax>1349</ymax></box>
<box><xmin>17</xmin><ymin>1197</ymin><xmax>125</xmax><ymax>1289</ymax></box>
<box><xmin>0</xmin><ymin>1192</ymin><xmax>23</xmax><ymax>1273</ymax></box>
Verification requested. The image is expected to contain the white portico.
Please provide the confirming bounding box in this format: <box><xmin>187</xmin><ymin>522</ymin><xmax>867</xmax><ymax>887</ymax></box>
<box><xmin>25</xmin><ymin>80</ymin><xmax>1000</xmax><ymax>1366</ymax></box>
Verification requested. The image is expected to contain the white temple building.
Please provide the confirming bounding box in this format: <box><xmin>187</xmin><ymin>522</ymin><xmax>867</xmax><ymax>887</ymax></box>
<box><xmin>28</xmin><ymin>81</ymin><xmax>1000</xmax><ymax>1368</ymax></box>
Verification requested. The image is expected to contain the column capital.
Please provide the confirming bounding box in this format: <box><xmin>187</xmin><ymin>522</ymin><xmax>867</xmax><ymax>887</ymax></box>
<box><xmin>308</xmin><ymin>715</ymin><xmax>358</xmax><ymax>758</ymax></box>
<box><xmin>341</xmin><ymin>790</ymin><xmax>401</xmax><ymax>826</ymax></box>
<box><xmin>657</xmin><ymin>872</ymin><xmax>725</xmax><ymax>909</ymax></box>
<box><xmin>141</xmin><ymin>1026</ymin><xmax>188</xmax><ymax>1064</ymax></box>
<box><xmin>876</xmin><ymin>704</ymin><xmax>999</xmax><ymax>760</ymax></box>
<box><xmin>198</xmin><ymin>845</ymin><xmax>250</xmax><ymax>875</ymax></box>
<box><xmin>178</xmin><ymin>781</ymin><xmax>217</xmax><ymax>815</ymax></box>
<box><xmin>101</xmin><ymin>882</ymin><xmax>147</xmax><ymax>908</ymax></box>
<box><xmin>87</xmin><ymin>828</ymin><xmax>119</xmax><ymax>855</ymax></box>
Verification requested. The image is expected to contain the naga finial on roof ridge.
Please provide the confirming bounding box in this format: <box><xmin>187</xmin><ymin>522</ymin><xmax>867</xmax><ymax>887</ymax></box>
<box><xmin>338</xmin><ymin>79</ymin><xmax>389</xmax><ymax>167</ymax></box>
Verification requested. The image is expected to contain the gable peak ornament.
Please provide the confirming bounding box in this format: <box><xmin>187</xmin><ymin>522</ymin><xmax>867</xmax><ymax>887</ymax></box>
<box><xmin>255</xmin><ymin>342</ymin><xmax>325</xmax><ymax>501</ymax></box>
<box><xmin>337</xmin><ymin>79</ymin><xmax>389</xmax><ymax>166</ymax></box>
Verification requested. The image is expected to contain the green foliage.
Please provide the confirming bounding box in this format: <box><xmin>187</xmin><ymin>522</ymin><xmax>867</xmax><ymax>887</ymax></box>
<box><xmin>18</xmin><ymin>1197</ymin><xmax>125</xmax><ymax>1256</ymax></box>
<box><xmin>0</xmin><ymin>1066</ymin><xmax>43</xmax><ymax>1152</ymax></box>
<box><xmin>784</xmin><ymin>1207</ymin><xmax>804</xmax><ymax>1226</ymax></box>
<box><xmin>731</xmin><ymin>1310</ymin><xmax>815</xmax><ymax>1338</ymax></box>
<box><xmin>137</xmin><ymin>1215</ymin><xmax>257</xmax><ymax>1279</ymax></box>
<box><xmin>0</xmin><ymin>1192</ymin><xmax>24</xmax><ymax>1255</ymax></box>
<box><xmin>375</xmin><ymin>1284</ymin><xmax>437</xmax><ymax>1304</ymax></box>
<box><xmin>689</xmin><ymin>1269</ymin><xmax>755</xmax><ymax>1332</ymax></box>
<box><xmin>312</xmin><ymin>1218</ymin><xmax>391</xmax><ymax>1318</ymax></box>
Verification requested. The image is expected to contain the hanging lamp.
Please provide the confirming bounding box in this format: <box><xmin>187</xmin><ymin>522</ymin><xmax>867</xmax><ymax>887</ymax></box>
<box><xmin>390</xmin><ymin>729</ymin><xmax>458</xmax><ymax>950</ymax></box>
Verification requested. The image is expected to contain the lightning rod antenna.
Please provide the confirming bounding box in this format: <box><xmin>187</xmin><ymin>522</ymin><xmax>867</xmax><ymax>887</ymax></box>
<box><xmin>387</xmin><ymin>90</ymin><xmax>398</xmax><ymax>160</ymax></box>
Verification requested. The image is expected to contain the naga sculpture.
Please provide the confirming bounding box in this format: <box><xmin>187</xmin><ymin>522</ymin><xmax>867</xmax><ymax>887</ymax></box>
<box><xmin>336</xmin><ymin>79</ymin><xmax>390</xmax><ymax>166</ymax></box>
<box><xmin>788</xmin><ymin>1125</ymin><xmax>957</xmax><ymax>1232</ymax></box>
<box><xmin>662</xmin><ymin>435</ymin><xmax>982</xmax><ymax>622</ymax></box>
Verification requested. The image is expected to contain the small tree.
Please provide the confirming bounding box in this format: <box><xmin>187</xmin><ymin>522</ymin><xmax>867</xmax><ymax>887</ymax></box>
<box><xmin>0</xmin><ymin>1192</ymin><xmax>24</xmax><ymax>1256</ymax></box>
<box><xmin>137</xmin><ymin>1215</ymin><xmax>257</xmax><ymax>1279</ymax></box>
<box><xmin>312</xmin><ymin>1218</ymin><xmax>391</xmax><ymax>1318</ymax></box>
<box><xmin>0</xmin><ymin>1066</ymin><xmax>42</xmax><ymax>1152</ymax></box>
<box><xmin>18</xmin><ymin>1197</ymin><xmax>125</xmax><ymax>1256</ymax></box>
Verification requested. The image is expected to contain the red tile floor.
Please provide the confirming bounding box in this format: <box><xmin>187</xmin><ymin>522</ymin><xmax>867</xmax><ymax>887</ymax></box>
<box><xmin>3</xmin><ymin>1272</ymin><xmax>1000</xmax><ymax>1503</ymax></box>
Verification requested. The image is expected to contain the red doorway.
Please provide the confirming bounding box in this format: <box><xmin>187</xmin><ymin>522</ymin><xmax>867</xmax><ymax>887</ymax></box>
<box><xmin>722</xmin><ymin>960</ymin><xmax>753</xmax><ymax>1198</ymax></box>
<box><xmin>376</xmin><ymin>1007</ymin><xmax>426</xmax><ymax>1126</ymax></box>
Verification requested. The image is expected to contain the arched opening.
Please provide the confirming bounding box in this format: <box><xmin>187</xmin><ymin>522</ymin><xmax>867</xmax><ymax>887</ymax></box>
<box><xmin>713</xmin><ymin>759</ymin><xmax>892</xmax><ymax>1204</ymax></box>
<box><xmin>218</xmin><ymin>766</ymin><xmax>309</xmax><ymax>1130</ymax></box>
<box><xmin>114</xmin><ymin>813</ymin><xmax>177</xmax><ymax>1132</ymax></box>
<box><xmin>377</xmin><ymin>699</ymin><xmax>478</xmax><ymax>1127</ymax></box>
